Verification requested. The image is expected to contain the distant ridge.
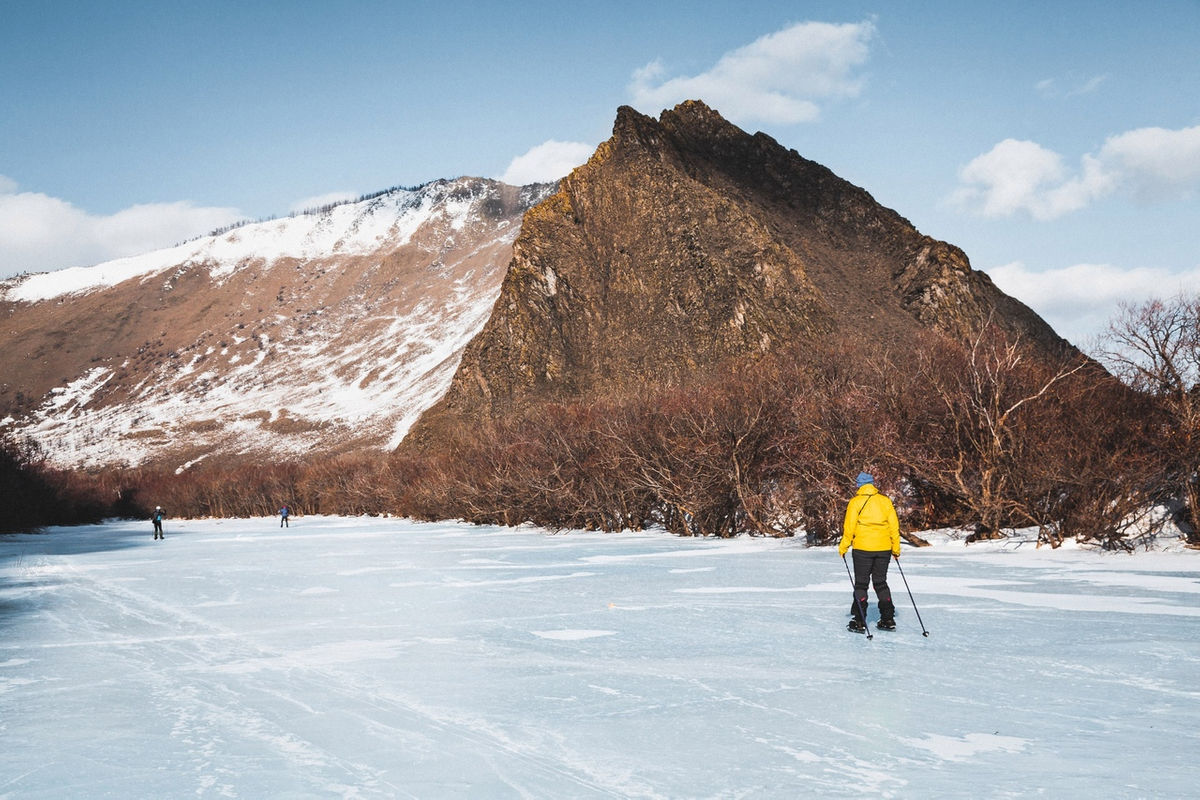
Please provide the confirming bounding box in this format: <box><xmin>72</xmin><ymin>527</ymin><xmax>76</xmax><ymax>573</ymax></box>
<box><xmin>0</xmin><ymin>177</ymin><xmax>553</xmax><ymax>469</ymax></box>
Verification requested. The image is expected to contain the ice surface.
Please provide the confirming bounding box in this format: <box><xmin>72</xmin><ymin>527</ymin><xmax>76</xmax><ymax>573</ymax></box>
<box><xmin>2</xmin><ymin>518</ymin><xmax>1198</xmax><ymax>798</ymax></box>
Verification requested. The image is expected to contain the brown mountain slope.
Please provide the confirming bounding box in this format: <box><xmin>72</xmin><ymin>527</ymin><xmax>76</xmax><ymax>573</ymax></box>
<box><xmin>400</xmin><ymin>101</ymin><xmax>1072</xmax><ymax>450</ymax></box>
<box><xmin>0</xmin><ymin>178</ymin><xmax>551</xmax><ymax>469</ymax></box>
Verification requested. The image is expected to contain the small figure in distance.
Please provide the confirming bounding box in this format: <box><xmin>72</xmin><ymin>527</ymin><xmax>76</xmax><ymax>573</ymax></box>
<box><xmin>152</xmin><ymin>506</ymin><xmax>166</xmax><ymax>540</ymax></box>
<box><xmin>279</xmin><ymin>504</ymin><xmax>290</xmax><ymax>528</ymax></box>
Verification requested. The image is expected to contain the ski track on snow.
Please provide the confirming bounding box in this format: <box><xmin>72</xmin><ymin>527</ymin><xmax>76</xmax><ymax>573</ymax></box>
<box><xmin>2</xmin><ymin>518</ymin><xmax>1198</xmax><ymax>798</ymax></box>
<box><xmin>4</xmin><ymin>542</ymin><xmax>658</xmax><ymax>798</ymax></box>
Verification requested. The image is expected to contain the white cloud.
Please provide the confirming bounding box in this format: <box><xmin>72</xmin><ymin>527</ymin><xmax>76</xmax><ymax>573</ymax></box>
<box><xmin>0</xmin><ymin>176</ymin><xmax>241</xmax><ymax>279</ymax></box>
<box><xmin>987</xmin><ymin>260</ymin><xmax>1200</xmax><ymax>344</ymax></box>
<box><xmin>499</xmin><ymin>140</ymin><xmax>594</xmax><ymax>185</ymax></box>
<box><xmin>1099</xmin><ymin>125</ymin><xmax>1200</xmax><ymax>202</ymax></box>
<box><xmin>952</xmin><ymin>140</ymin><xmax>1072</xmax><ymax>220</ymax></box>
<box><xmin>629</xmin><ymin>20</ymin><xmax>876</xmax><ymax>126</ymax></box>
<box><xmin>289</xmin><ymin>191</ymin><xmax>358</xmax><ymax>213</ymax></box>
<box><xmin>952</xmin><ymin>124</ymin><xmax>1200</xmax><ymax>220</ymax></box>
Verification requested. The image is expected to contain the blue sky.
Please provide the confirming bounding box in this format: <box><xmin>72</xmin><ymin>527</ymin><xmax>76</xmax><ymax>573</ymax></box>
<box><xmin>2</xmin><ymin>0</ymin><xmax>1198</xmax><ymax>344</ymax></box>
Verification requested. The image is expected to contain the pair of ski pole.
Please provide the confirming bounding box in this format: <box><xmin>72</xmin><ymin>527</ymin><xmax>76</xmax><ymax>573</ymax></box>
<box><xmin>842</xmin><ymin>553</ymin><xmax>929</xmax><ymax>637</ymax></box>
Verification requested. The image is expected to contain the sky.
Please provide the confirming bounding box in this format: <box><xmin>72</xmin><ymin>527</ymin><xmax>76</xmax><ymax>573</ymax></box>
<box><xmin>1</xmin><ymin>0</ymin><xmax>1198</xmax><ymax>344</ymax></box>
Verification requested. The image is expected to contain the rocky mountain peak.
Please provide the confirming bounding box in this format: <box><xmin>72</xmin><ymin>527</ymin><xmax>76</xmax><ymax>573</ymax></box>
<box><xmin>401</xmin><ymin>102</ymin><xmax>1072</xmax><ymax>449</ymax></box>
<box><xmin>1</xmin><ymin>101</ymin><xmax>1073</xmax><ymax>474</ymax></box>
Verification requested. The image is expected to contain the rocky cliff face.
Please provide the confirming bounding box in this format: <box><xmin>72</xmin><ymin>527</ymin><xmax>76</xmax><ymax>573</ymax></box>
<box><xmin>0</xmin><ymin>178</ymin><xmax>552</xmax><ymax>469</ymax></box>
<box><xmin>402</xmin><ymin>102</ymin><xmax>1071</xmax><ymax>447</ymax></box>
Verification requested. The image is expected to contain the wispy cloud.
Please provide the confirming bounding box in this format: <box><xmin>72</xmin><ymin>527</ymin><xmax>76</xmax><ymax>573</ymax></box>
<box><xmin>629</xmin><ymin>20</ymin><xmax>876</xmax><ymax>126</ymax></box>
<box><xmin>0</xmin><ymin>176</ymin><xmax>240</xmax><ymax>279</ymax></box>
<box><xmin>986</xmin><ymin>260</ymin><xmax>1200</xmax><ymax>344</ymax></box>
<box><xmin>951</xmin><ymin>124</ymin><xmax>1200</xmax><ymax>220</ymax></box>
<box><xmin>1035</xmin><ymin>73</ymin><xmax>1108</xmax><ymax>98</ymax></box>
<box><xmin>1070</xmin><ymin>74</ymin><xmax>1108</xmax><ymax>96</ymax></box>
<box><xmin>499</xmin><ymin>140</ymin><xmax>594</xmax><ymax>185</ymax></box>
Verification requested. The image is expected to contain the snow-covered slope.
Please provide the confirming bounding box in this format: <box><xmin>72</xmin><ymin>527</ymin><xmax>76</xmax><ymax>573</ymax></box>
<box><xmin>0</xmin><ymin>178</ymin><xmax>554</xmax><ymax>469</ymax></box>
<box><xmin>6</xmin><ymin>183</ymin><xmax>504</xmax><ymax>303</ymax></box>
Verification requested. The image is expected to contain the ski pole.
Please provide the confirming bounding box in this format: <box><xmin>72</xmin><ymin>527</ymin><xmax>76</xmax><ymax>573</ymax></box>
<box><xmin>893</xmin><ymin>555</ymin><xmax>929</xmax><ymax>637</ymax></box>
<box><xmin>842</xmin><ymin>553</ymin><xmax>872</xmax><ymax>639</ymax></box>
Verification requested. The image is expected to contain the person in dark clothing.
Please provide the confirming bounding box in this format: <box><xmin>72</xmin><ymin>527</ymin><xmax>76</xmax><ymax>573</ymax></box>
<box><xmin>152</xmin><ymin>506</ymin><xmax>166</xmax><ymax>540</ymax></box>
<box><xmin>838</xmin><ymin>472</ymin><xmax>901</xmax><ymax>632</ymax></box>
<box><xmin>279</xmin><ymin>505</ymin><xmax>290</xmax><ymax>528</ymax></box>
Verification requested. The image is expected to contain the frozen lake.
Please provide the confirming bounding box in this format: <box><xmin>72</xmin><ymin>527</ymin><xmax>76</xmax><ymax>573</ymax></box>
<box><xmin>2</xmin><ymin>516</ymin><xmax>1198</xmax><ymax>798</ymax></box>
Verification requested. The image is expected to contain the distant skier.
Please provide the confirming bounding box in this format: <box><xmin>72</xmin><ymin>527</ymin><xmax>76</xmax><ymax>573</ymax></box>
<box><xmin>151</xmin><ymin>506</ymin><xmax>166</xmax><ymax>540</ymax></box>
<box><xmin>838</xmin><ymin>472</ymin><xmax>900</xmax><ymax>632</ymax></box>
<box><xmin>279</xmin><ymin>505</ymin><xmax>290</xmax><ymax>528</ymax></box>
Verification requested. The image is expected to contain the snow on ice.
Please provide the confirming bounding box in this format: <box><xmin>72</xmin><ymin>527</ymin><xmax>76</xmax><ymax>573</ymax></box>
<box><xmin>1</xmin><ymin>517</ymin><xmax>1198</xmax><ymax>798</ymax></box>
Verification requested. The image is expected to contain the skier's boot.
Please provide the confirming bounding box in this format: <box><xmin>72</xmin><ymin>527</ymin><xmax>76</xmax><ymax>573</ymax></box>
<box><xmin>877</xmin><ymin>597</ymin><xmax>896</xmax><ymax>630</ymax></box>
<box><xmin>848</xmin><ymin>596</ymin><xmax>868</xmax><ymax>633</ymax></box>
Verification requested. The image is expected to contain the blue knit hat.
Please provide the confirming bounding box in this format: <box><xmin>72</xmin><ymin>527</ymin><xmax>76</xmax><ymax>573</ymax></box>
<box><xmin>856</xmin><ymin>471</ymin><xmax>874</xmax><ymax>487</ymax></box>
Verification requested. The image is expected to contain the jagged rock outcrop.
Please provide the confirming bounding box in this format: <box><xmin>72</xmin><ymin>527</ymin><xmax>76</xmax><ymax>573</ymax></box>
<box><xmin>401</xmin><ymin>101</ymin><xmax>1071</xmax><ymax>448</ymax></box>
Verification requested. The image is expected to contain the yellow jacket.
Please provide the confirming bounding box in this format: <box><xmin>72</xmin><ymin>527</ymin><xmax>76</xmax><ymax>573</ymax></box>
<box><xmin>838</xmin><ymin>484</ymin><xmax>900</xmax><ymax>556</ymax></box>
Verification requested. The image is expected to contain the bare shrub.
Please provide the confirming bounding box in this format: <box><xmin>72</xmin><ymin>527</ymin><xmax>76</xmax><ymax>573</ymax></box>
<box><xmin>0</xmin><ymin>435</ymin><xmax>109</xmax><ymax>531</ymax></box>
<box><xmin>1094</xmin><ymin>294</ymin><xmax>1200</xmax><ymax>544</ymax></box>
<box><xmin>393</xmin><ymin>342</ymin><xmax>909</xmax><ymax>541</ymax></box>
<box><xmin>896</xmin><ymin>326</ymin><xmax>1088</xmax><ymax>541</ymax></box>
<box><xmin>607</xmin><ymin>369</ymin><xmax>790</xmax><ymax>537</ymax></box>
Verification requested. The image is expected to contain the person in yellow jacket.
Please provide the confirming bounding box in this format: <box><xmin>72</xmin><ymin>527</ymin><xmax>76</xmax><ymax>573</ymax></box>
<box><xmin>838</xmin><ymin>472</ymin><xmax>900</xmax><ymax>632</ymax></box>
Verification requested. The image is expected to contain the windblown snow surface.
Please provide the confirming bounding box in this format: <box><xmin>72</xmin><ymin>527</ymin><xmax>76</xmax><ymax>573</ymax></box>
<box><xmin>1</xmin><ymin>518</ymin><xmax>1197</xmax><ymax>798</ymax></box>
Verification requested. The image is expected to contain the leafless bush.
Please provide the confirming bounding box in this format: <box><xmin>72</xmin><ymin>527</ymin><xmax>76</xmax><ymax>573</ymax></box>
<box><xmin>891</xmin><ymin>324</ymin><xmax>1167</xmax><ymax>548</ymax></box>
<box><xmin>1094</xmin><ymin>294</ymin><xmax>1200</xmax><ymax>544</ymax></box>
<box><xmin>393</xmin><ymin>340</ymin><xmax>909</xmax><ymax>540</ymax></box>
<box><xmin>607</xmin><ymin>371</ymin><xmax>789</xmax><ymax>537</ymax></box>
<box><xmin>0</xmin><ymin>435</ymin><xmax>110</xmax><ymax>530</ymax></box>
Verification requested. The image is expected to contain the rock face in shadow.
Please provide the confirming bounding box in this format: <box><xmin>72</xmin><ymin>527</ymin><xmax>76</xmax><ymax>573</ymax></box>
<box><xmin>402</xmin><ymin>101</ymin><xmax>1071</xmax><ymax>448</ymax></box>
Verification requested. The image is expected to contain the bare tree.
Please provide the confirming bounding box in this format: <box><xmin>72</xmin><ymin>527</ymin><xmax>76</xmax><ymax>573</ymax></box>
<box><xmin>905</xmin><ymin>326</ymin><xmax>1088</xmax><ymax>541</ymax></box>
<box><xmin>1095</xmin><ymin>294</ymin><xmax>1200</xmax><ymax>544</ymax></box>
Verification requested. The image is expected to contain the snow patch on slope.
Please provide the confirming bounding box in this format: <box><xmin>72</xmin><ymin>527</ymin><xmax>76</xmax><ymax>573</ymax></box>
<box><xmin>5</xmin><ymin>179</ymin><xmax>555</xmax><ymax>468</ymax></box>
<box><xmin>3</xmin><ymin>180</ymin><xmax>486</xmax><ymax>304</ymax></box>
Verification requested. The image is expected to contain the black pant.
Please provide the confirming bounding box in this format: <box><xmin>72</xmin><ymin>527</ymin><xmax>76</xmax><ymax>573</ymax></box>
<box><xmin>850</xmin><ymin>549</ymin><xmax>894</xmax><ymax>622</ymax></box>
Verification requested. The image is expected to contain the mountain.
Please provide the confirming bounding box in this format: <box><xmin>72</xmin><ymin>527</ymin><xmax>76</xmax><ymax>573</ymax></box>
<box><xmin>400</xmin><ymin>102</ymin><xmax>1074</xmax><ymax>450</ymax></box>
<box><xmin>0</xmin><ymin>178</ymin><xmax>553</xmax><ymax>469</ymax></box>
<box><xmin>1</xmin><ymin>101</ymin><xmax>1076</xmax><ymax>477</ymax></box>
